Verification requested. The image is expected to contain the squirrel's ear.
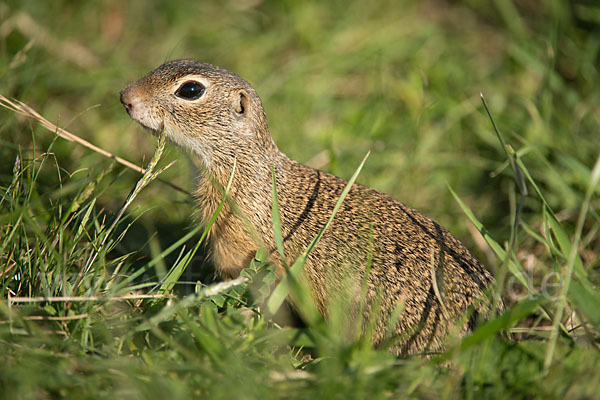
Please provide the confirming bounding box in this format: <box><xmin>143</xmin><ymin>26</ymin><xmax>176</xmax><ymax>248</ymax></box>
<box><xmin>233</xmin><ymin>89</ymin><xmax>249</xmax><ymax>115</ymax></box>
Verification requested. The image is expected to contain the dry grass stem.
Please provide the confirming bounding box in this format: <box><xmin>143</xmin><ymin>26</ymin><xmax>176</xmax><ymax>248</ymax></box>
<box><xmin>0</xmin><ymin>314</ymin><xmax>90</xmax><ymax>323</ymax></box>
<box><xmin>8</xmin><ymin>294</ymin><xmax>173</xmax><ymax>303</ymax></box>
<box><xmin>75</xmin><ymin>130</ymin><xmax>169</xmax><ymax>290</ymax></box>
<box><xmin>201</xmin><ymin>276</ymin><xmax>249</xmax><ymax>297</ymax></box>
<box><xmin>0</xmin><ymin>93</ymin><xmax>191</xmax><ymax>197</ymax></box>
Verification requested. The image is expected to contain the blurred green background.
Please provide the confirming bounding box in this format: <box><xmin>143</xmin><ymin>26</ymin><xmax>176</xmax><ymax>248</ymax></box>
<box><xmin>3</xmin><ymin>0</ymin><xmax>599</xmax><ymax>259</ymax></box>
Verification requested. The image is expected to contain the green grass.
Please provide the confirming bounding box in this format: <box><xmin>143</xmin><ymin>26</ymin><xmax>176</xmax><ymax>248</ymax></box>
<box><xmin>1</xmin><ymin>0</ymin><xmax>600</xmax><ymax>398</ymax></box>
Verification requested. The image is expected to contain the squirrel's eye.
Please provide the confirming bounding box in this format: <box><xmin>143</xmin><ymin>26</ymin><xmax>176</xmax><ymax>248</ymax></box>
<box><xmin>176</xmin><ymin>81</ymin><xmax>205</xmax><ymax>100</ymax></box>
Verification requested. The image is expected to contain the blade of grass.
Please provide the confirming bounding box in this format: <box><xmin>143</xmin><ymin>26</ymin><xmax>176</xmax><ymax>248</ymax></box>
<box><xmin>545</xmin><ymin>209</ymin><xmax>588</xmax><ymax>280</ymax></box>
<box><xmin>156</xmin><ymin>159</ymin><xmax>237</xmax><ymax>294</ymax></box>
<box><xmin>111</xmin><ymin>224</ymin><xmax>204</xmax><ymax>293</ymax></box>
<box><xmin>544</xmin><ymin>152</ymin><xmax>600</xmax><ymax>372</ymax></box>
<box><xmin>480</xmin><ymin>94</ymin><xmax>528</xmax><ymax>197</ymax></box>
<box><xmin>266</xmin><ymin>151</ymin><xmax>370</xmax><ymax>318</ymax></box>
<box><xmin>480</xmin><ymin>95</ymin><xmax>529</xmax><ymax>300</ymax></box>
<box><xmin>271</xmin><ymin>166</ymin><xmax>287</xmax><ymax>267</ymax></box>
<box><xmin>75</xmin><ymin>129</ymin><xmax>169</xmax><ymax>294</ymax></box>
<box><xmin>448</xmin><ymin>185</ymin><xmax>531</xmax><ymax>291</ymax></box>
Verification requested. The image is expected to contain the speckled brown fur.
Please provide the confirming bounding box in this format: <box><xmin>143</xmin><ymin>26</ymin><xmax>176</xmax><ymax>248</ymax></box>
<box><xmin>120</xmin><ymin>59</ymin><xmax>501</xmax><ymax>356</ymax></box>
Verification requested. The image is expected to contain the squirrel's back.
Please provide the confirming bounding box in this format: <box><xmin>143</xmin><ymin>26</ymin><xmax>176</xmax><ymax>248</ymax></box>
<box><xmin>274</xmin><ymin>158</ymin><xmax>496</xmax><ymax>353</ymax></box>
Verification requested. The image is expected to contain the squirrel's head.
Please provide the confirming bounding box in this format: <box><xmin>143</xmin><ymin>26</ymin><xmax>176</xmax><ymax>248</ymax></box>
<box><xmin>120</xmin><ymin>59</ymin><xmax>274</xmax><ymax>168</ymax></box>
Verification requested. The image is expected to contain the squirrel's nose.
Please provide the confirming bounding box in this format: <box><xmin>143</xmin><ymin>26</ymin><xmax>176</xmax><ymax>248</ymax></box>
<box><xmin>120</xmin><ymin>90</ymin><xmax>133</xmax><ymax>113</ymax></box>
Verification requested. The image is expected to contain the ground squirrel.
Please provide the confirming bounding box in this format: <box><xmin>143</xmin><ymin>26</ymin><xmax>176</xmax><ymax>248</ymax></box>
<box><xmin>120</xmin><ymin>59</ymin><xmax>500</xmax><ymax>356</ymax></box>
